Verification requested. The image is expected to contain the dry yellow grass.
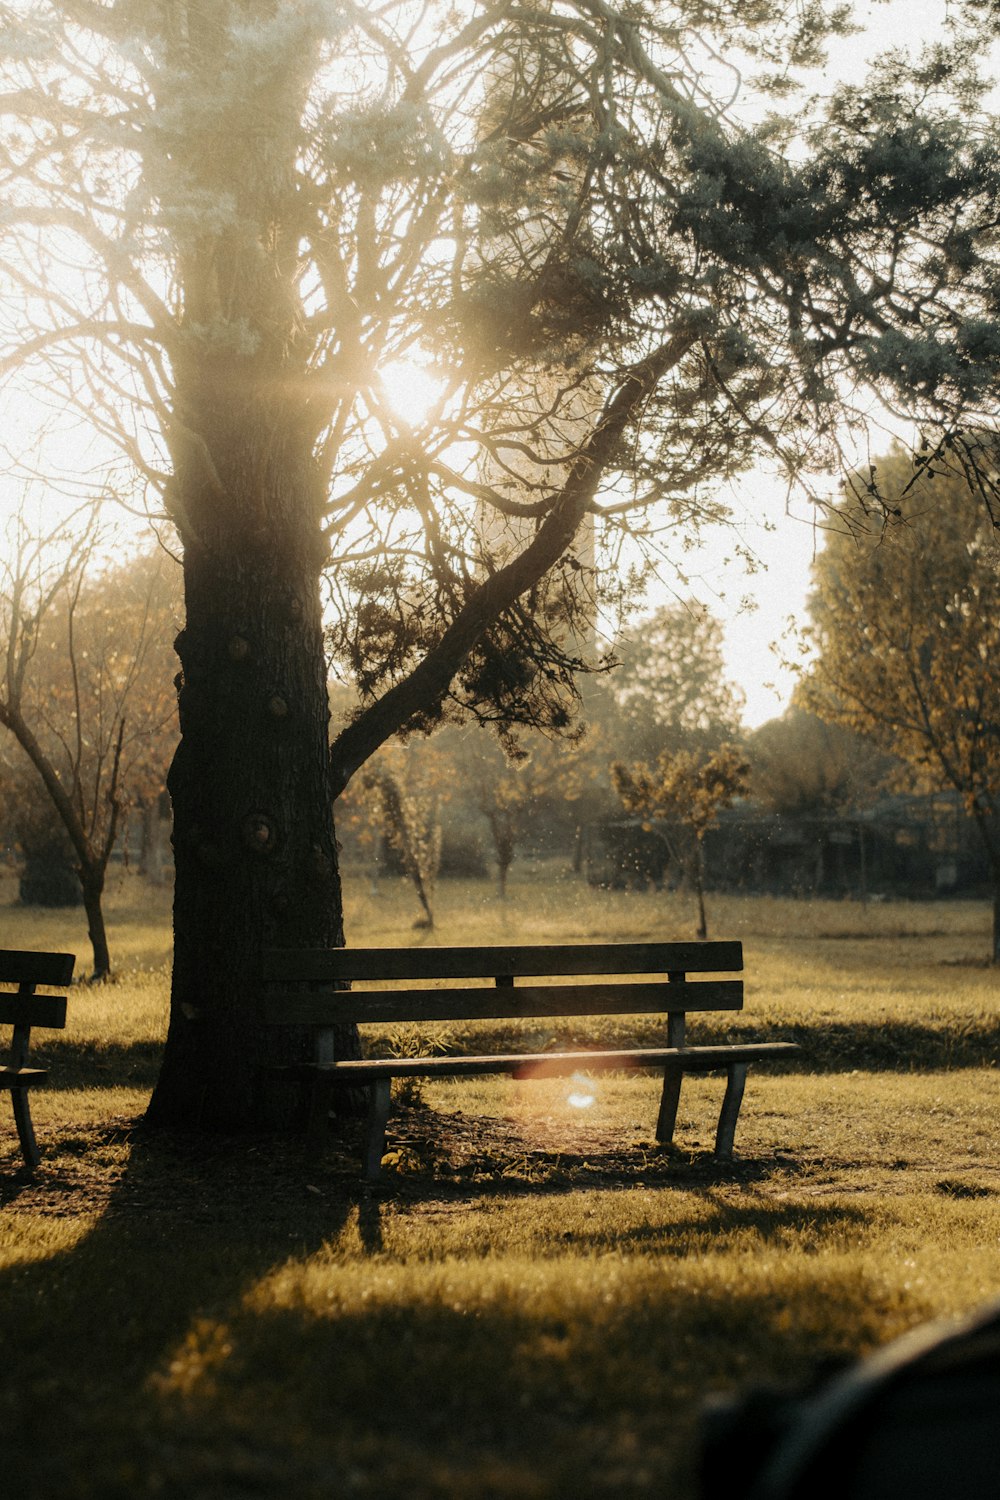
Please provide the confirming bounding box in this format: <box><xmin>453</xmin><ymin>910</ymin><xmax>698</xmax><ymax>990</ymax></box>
<box><xmin>1</xmin><ymin>865</ymin><xmax>998</xmax><ymax>1499</ymax></box>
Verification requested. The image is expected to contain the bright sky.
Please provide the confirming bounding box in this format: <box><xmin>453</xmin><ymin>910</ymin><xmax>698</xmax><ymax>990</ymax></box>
<box><xmin>695</xmin><ymin>0</ymin><xmax>959</xmax><ymax>726</ymax></box>
<box><xmin>0</xmin><ymin>0</ymin><xmax>963</xmax><ymax>729</ymax></box>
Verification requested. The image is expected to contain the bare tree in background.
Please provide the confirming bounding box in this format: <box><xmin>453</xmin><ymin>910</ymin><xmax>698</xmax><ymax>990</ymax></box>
<box><xmin>612</xmin><ymin>745</ymin><xmax>750</xmax><ymax>939</ymax></box>
<box><xmin>0</xmin><ymin>508</ymin><xmax>178</xmax><ymax>976</ymax></box>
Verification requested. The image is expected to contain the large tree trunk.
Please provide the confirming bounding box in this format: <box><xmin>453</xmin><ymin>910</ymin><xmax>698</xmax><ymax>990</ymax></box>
<box><xmin>146</xmin><ymin>522</ymin><xmax>348</xmax><ymax>1130</ymax></box>
<box><xmin>141</xmin><ymin>15</ymin><xmax>353</xmax><ymax>1129</ymax></box>
<box><xmin>138</xmin><ymin>2</ymin><xmax>663</xmax><ymax>1130</ymax></box>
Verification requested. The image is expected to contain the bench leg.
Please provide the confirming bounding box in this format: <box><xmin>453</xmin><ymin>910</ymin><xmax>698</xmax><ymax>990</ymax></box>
<box><xmin>304</xmin><ymin>1078</ymin><xmax>332</xmax><ymax>1153</ymax></box>
<box><xmin>363</xmin><ymin>1079</ymin><xmax>392</xmax><ymax>1181</ymax></box>
<box><xmin>304</xmin><ymin>1026</ymin><xmax>338</xmax><ymax>1151</ymax></box>
<box><xmin>12</xmin><ymin>1090</ymin><xmax>40</xmax><ymax>1171</ymax></box>
<box><xmin>656</xmin><ymin>1062</ymin><xmax>684</xmax><ymax>1144</ymax></box>
<box><xmin>714</xmin><ymin>1063</ymin><xmax>748</xmax><ymax>1160</ymax></box>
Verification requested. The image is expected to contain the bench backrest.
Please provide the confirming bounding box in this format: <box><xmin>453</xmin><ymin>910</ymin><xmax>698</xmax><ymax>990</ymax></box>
<box><xmin>0</xmin><ymin>949</ymin><xmax>74</xmax><ymax>1032</ymax></box>
<box><xmin>261</xmin><ymin>941</ymin><xmax>743</xmax><ymax>1026</ymax></box>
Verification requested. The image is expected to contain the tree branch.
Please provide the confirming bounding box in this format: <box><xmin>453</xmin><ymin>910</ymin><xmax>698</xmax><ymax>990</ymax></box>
<box><xmin>330</xmin><ymin>330</ymin><xmax>696</xmax><ymax>792</ymax></box>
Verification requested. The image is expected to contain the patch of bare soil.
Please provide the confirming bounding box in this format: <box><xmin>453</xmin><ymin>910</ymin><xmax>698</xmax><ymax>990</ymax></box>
<box><xmin>1</xmin><ymin>1105</ymin><xmax>799</xmax><ymax>1222</ymax></box>
<box><xmin>373</xmin><ymin>1102</ymin><xmax>788</xmax><ymax>1195</ymax></box>
<box><xmin>6</xmin><ymin>1104</ymin><xmax>995</xmax><ymax>1221</ymax></box>
<box><xmin>374</xmin><ymin>1107</ymin><xmax>1000</xmax><ymax>1207</ymax></box>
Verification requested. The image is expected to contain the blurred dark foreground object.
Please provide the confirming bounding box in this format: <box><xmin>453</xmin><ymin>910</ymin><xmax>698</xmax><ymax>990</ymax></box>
<box><xmin>700</xmin><ymin>1298</ymin><xmax>1000</xmax><ymax>1500</ymax></box>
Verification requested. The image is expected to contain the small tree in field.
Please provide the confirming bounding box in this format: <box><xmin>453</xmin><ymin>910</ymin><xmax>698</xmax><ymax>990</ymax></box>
<box><xmin>612</xmin><ymin>745</ymin><xmax>749</xmax><ymax>938</ymax></box>
<box><xmin>453</xmin><ymin>725</ymin><xmax>596</xmax><ymax>897</ymax></box>
<box><xmin>361</xmin><ymin>745</ymin><xmax>445</xmax><ymax>928</ymax></box>
<box><xmin>475</xmin><ymin>763</ymin><xmax>522</xmax><ymax>902</ymax></box>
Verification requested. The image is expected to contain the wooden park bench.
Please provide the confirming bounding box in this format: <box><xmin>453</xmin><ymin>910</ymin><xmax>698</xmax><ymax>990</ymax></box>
<box><xmin>0</xmin><ymin>948</ymin><xmax>75</xmax><ymax>1169</ymax></box>
<box><xmin>261</xmin><ymin>940</ymin><xmax>798</xmax><ymax>1180</ymax></box>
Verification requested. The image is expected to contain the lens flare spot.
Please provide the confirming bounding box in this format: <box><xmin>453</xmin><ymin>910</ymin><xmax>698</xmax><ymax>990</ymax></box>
<box><xmin>567</xmin><ymin>1071</ymin><xmax>596</xmax><ymax>1109</ymax></box>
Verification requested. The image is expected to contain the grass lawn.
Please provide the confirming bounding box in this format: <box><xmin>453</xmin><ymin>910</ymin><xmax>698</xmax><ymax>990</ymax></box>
<box><xmin>1</xmin><ymin>863</ymin><xmax>999</xmax><ymax>1499</ymax></box>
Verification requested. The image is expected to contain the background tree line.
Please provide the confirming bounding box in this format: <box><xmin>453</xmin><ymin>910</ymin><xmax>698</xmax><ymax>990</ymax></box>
<box><xmin>7</xmin><ymin>507</ymin><xmax>996</xmax><ymax>955</ymax></box>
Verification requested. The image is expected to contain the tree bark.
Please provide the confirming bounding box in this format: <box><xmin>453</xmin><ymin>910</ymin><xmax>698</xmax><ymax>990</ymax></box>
<box><xmin>145</xmin><ymin>530</ymin><xmax>348</xmax><ymax>1130</ymax></box>
<box><xmin>139</xmin><ymin>17</ymin><xmax>355</xmax><ymax>1129</ymax></box>
<box><xmin>693</xmin><ymin>841</ymin><xmax>708</xmax><ymax>942</ymax></box>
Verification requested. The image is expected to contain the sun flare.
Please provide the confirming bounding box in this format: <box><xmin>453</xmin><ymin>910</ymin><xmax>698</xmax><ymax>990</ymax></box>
<box><xmin>377</xmin><ymin>359</ymin><xmax>445</xmax><ymax>426</ymax></box>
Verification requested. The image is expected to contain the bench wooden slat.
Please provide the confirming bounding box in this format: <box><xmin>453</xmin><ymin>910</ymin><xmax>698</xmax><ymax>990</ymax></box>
<box><xmin>261</xmin><ymin>979</ymin><xmax>744</xmax><ymax>1027</ymax></box>
<box><xmin>0</xmin><ymin>1066</ymin><xmax>49</xmax><ymax>1089</ymax></box>
<box><xmin>0</xmin><ymin>950</ymin><xmax>75</xmax><ymax>987</ymax></box>
<box><xmin>1</xmin><ymin>948</ymin><xmax>74</xmax><ymax>1168</ymax></box>
<box><xmin>262</xmin><ymin>940</ymin><xmax>742</xmax><ymax>984</ymax></box>
<box><xmin>0</xmin><ymin>995</ymin><xmax>68</xmax><ymax>1029</ymax></box>
<box><xmin>271</xmin><ymin>1040</ymin><xmax>798</xmax><ymax>1083</ymax></box>
<box><xmin>259</xmin><ymin>938</ymin><xmax>793</xmax><ymax>1179</ymax></box>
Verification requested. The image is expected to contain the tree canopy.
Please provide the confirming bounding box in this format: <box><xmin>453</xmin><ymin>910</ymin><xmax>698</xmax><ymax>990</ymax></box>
<box><xmin>800</xmin><ymin>445</ymin><xmax>1000</xmax><ymax>958</ymax></box>
<box><xmin>3</xmin><ymin>1</ymin><xmax>997</xmax><ymax>768</ymax></box>
<box><xmin>748</xmin><ymin>707</ymin><xmax>893</xmax><ymax>818</ymax></box>
<box><xmin>601</xmin><ymin>601</ymin><xmax>744</xmax><ymax>762</ymax></box>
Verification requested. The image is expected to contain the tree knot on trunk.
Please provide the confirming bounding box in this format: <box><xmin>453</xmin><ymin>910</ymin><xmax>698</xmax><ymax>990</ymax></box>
<box><xmin>242</xmin><ymin>812</ymin><xmax>280</xmax><ymax>855</ymax></box>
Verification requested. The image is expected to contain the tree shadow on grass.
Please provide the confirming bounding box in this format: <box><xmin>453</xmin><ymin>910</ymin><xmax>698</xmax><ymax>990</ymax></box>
<box><xmin>17</xmin><ymin>1037</ymin><xmax>165</xmax><ymax>1092</ymax></box>
<box><xmin>0</xmin><ymin>1108</ymin><xmax>920</xmax><ymax>1500</ymax></box>
<box><xmin>431</xmin><ymin>1018</ymin><xmax>1000</xmax><ymax>1074</ymax></box>
<box><xmin>132</xmin><ymin>1236</ymin><xmax>895</xmax><ymax>1500</ymax></box>
<box><xmin>0</xmin><ymin>1117</ymin><xmax>360</xmax><ymax>1497</ymax></box>
<box><xmin>781</xmin><ymin>1018</ymin><xmax>1000</xmax><ymax>1073</ymax></box>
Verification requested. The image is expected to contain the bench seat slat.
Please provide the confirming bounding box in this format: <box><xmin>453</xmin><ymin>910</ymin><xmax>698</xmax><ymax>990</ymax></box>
<box><xmin>262</xmin><ymin>940</ymin><xmax>742</xmax><ymax>985</ymax></box>
<box><xmin>0</xmin><ymin>950</ymin><xmax>75</xmax><ymax>987</ymax></box>
<box><xmin>269</xmin><ymin>1041</ymin><xmax>797</xmax><ymax>1083</ymax></box>
<box><xmin>261</xmin><ymin>979</ymin><xmax>744</xmax><ymax>1027</ymax></box>
<box><xmin>0</xmin><ymin>1066</ymin><xmax>49</xmax><ymax>1089</ymax></box>
<box><xmin>0</xmin><ymin>995</ymin><xmax>68</xmax><ymax>1028</ymax></box>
